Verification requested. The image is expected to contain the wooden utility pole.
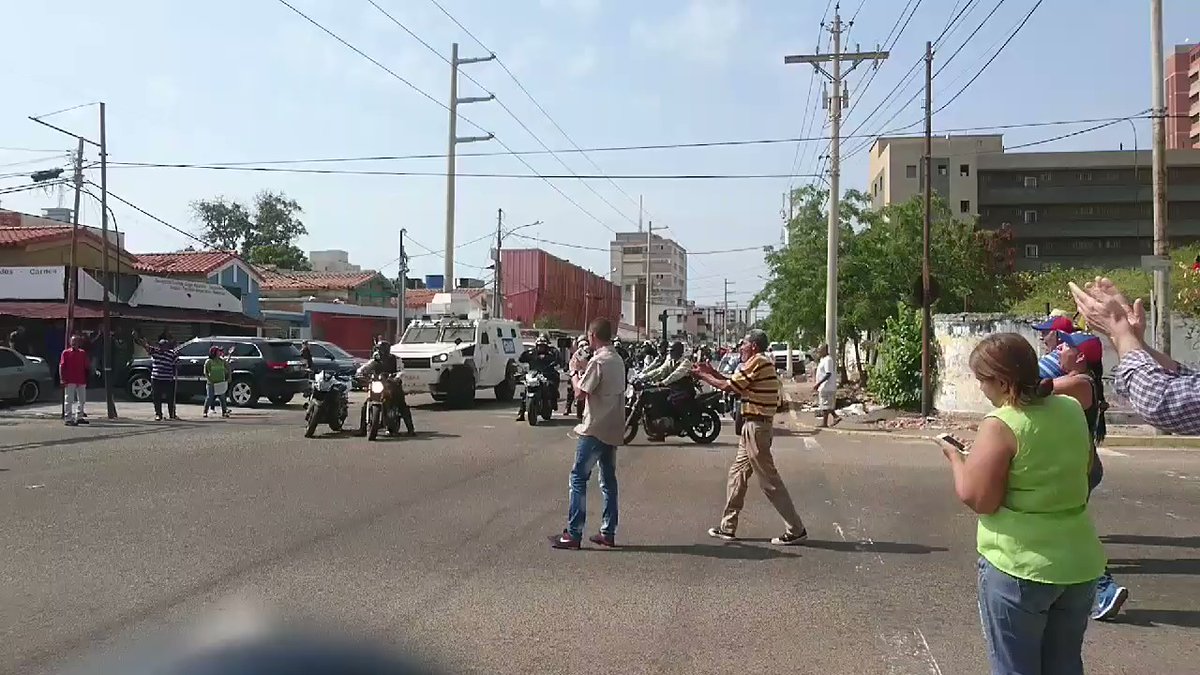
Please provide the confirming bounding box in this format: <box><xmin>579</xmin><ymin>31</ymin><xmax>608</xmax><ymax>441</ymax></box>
<box><xmin>99</xmin><ymin>102</ymin><xmax>117</xmax><ymax>418</ymax></box>
<box><xmin>786</xmin><ymin>11</ymin><xmax>888</xmax><ymax>370</ymax></box>
<box><xmin>65</xmin><ymin>137</ymin><xmax>85</xmax><ymax>342</ymax></box>
<box><xmin>921</xmin><ymin>41</ymin><xmax>934</xmax><ymax>419</ymax></box>
<box><xmin>1150</xmin><ymin>0</ymin><xmax>1171</xmax><ymax>354</ymax></box>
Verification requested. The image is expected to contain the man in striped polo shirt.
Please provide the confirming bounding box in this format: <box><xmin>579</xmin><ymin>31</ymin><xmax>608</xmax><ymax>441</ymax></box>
<box><xmin>138</xmin><ymin>336</ymin><xmax>181</xmax><ymax>421</ymax></box>
<box><xmin>693</xmin><ymin>329</ymin><xmax>808</xmax><ymax>546</ymax></box>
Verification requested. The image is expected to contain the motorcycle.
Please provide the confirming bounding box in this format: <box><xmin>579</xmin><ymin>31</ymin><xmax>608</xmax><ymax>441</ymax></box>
<box><xmin>305</xmin><ymin>370</ymin><xmax>350</xmax><ymax>438</ymax></box>
<box><xmin>522</xmin><ymin>370</ymin><xmax>555</xmax><ymax>426</ymax></box>
<box><xmin>361</xmin><ymin>373</ymin><xmax>407</xmax><ymax>441</ymax></box>
<box><xmin>623</xmin><ymin>380</ymin><xmax>723</xmax><ymax>444</ymax></box>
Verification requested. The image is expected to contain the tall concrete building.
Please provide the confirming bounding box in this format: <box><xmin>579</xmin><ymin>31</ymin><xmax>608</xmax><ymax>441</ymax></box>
<box><xmin>610</xmin><ymin>231</ymin><xmax>688</xmax><ymax>317</ymax></box>
<box><xmin>868</xmin><ymin>136</ymin><xmax>1200</xmax><ymax>270</ymax></box>
<box><xmin>309</xmin><ymin>249</ymin><xmax>363</xmax><ymax>273</ymax></box>
<box><xmin>1166</xmin><ymin>43</ymin><xmax>1200</xmax><ymax>150</ymax></box>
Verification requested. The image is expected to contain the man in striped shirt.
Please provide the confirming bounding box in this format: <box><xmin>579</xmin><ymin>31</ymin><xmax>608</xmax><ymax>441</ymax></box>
<box><xmin>693</xmin><ymin>329</ymin><xmax>808</xmax><ymax>546</ymax></box>
<box><xmin>138</xmin><ymin>337</ymin><xmax>181</xmax><ymax>421</ymax></box>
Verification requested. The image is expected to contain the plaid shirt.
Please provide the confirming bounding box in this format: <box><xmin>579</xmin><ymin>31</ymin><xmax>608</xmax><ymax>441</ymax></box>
<box><xmin>1112</xmin><ymin>350</ymin><xmax>1200</xmax><ymax>435</ymax></box>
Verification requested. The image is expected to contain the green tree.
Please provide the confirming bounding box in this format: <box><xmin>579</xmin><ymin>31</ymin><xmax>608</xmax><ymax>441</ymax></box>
<box><xmin>868</xmin><ymin>306</ymin><xmax>929</xmax><ymax>410</ymax></box>
<box><xmin>755</xmin><ymin>187</ymin><xmax>1017</xmax><ymax>383</ymax></box>
<box><xmin>191</xmin><ymin>190</ymin><xmax>311</xmax><ymax>270</ymax></box>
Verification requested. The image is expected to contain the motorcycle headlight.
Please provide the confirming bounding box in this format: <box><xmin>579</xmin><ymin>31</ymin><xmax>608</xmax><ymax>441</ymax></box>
<box><xmin>432</xmin><ymin>353</ymin><xmax>450</xmax><ymax>363</ymax></box>
<box><xmin>370</xmin><ymin>381</ymin><xmax>385</xmax><ymax>394</ymax></box>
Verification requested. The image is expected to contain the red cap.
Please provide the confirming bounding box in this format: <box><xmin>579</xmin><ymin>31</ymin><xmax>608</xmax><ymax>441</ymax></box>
<box><xmin>1033</xmin><ymin>316</ymin><xmax>1076</xmax><ymax>334</ymax></box>
<box><xmin>1061</xmin><ymin>332</ymin><xmax>1103</xmax><ymax>365</ymax></box>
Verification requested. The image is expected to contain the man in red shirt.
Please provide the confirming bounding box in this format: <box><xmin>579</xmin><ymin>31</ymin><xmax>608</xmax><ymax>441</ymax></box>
<box><xmin>59</xmin><ymin>334</ymin><xmax>90</xmax><ymax>426</ymax></box>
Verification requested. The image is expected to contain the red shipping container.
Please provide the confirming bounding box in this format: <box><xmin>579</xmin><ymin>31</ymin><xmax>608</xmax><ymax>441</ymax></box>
<box><xmin>500</xmin><ymin>249</ymin><xmax>620</xmax><ymax>332</ymax></box>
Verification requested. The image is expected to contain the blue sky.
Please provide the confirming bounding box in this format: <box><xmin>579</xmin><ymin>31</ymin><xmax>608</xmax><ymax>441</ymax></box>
<box><xmin>2</xmin><ymin>0</ymin><xmax>1198</xmax><ymax>304</ymax></box>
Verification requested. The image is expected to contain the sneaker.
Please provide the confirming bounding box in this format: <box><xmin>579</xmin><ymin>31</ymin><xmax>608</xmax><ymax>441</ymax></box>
<box><xmin>64</xmin><ymin>419</ymin><xmax>78</xmax><ymax>427</ymax></box>
<box><xmin>1091</xmin><ymin>585</ymin><xmax>1129</xmax><ymax>621</ymax></box>
<box><xmin>76</xmin><ymin>418</ymin><xmax>89</xmax><ymax>425</ymax></box>
<box><xmin>771</xmin><ymin>529</ymin><xmax>809</xmax><ymax>546</ymax></box>
<box><xmin>548</xmin><ymin>531</ymin><xmax>581</xmax><ymax>550</ymax></box>
<box><xmin>169</xmin><ymin>415</ymin><xmax>180</xmax><ymax>421</ymax></box>
<box><xmin>203</xmin><ymin>411</ymin><xmax>209</xmax><ymax>418</ymax></box>
<box><xmin>589</xmin><ymin>532</ymin><xmax>616</xmax><ymax>548</ymax></box>
<box><xmin>222</xmin><ymin>411</ymin><xmax>231</xmax><ymax>418</ymax></box>
<box><xmin>707</xmin><ymin>527</ymin><xmax>737</xmax><ymax>541</ymax></box>
<box><xmin>154</xmin><ymin>414</ymin><xmax>163</xmax><ymax>421</ymax></box>
<box><xmin>79</xmin><ymin>411</ymin><xmax>88</xmax><ymax>418</ymax></box>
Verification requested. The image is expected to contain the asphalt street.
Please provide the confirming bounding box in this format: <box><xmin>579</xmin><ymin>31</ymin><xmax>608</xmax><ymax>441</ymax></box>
<box><xmin>2</xmin><ymin>394</ymin><xmax>1198</xmax><ymax>674</ymax></box>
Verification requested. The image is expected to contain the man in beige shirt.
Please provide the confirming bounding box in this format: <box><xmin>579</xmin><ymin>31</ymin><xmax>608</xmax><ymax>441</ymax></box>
<box><xmin>549</xmin><ymin>317</ymin><xmax>626</xmax><ymax>550</ymax></box>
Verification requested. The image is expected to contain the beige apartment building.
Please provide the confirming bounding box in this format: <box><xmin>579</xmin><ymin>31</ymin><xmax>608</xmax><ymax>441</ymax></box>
<box><xmin>867</xmin><ymin>134</ymin><xmax>1200</xmax><ymax>270</ymax></box>
<box><xmin>867</xmin><ymin>135</ymin><xmax>1004</xmax><ymax>218</ymax></box>
<box><xmin>1166</xmin><ymin>43</ymin><xmax>1200</xmax><ymax>149</ymax></box>
<box><xmin>609</xmin><ymin>231</ymin><xmax>688</xmax><ymax>311</ymax></box>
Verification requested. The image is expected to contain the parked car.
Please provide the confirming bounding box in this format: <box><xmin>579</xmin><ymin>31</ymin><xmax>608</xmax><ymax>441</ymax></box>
<box><xmin>126</xmin><ymin>336</ymin><xmax>309</xmax><ymax>407</ymax></box>
<box><xmin>293</xmin><ymin>340</ymin><xmax>366</xmax><ymax>380</ymax></box>
<box><xmin>0</xmin><ymin>346</ymin><xmax>54</xmax><ymax>405</ymax></box>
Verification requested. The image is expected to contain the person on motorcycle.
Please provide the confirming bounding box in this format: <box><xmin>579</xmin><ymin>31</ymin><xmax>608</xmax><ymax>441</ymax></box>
<box><xmin>638</xmin><ymin>340</ymin><xmax>696</xmax><ymax>442</ymax></box>
<box><xmin>640</xmin><ymin>341</ymin><xmax>661</xmax><ymax>370</ymax></box>
<box><xmin>516</xmin><ymin>334</ymin><xmax>561</xmax><ymax>422</ymax></box>
<box><xmin>355</xmin><ymin>340</ymin><xmax>414</xmax><ymax>436</ymax></box>
<box><xmin>563</xmin><ymin>335</ymin><xmax>592</xmax><ymax>414</ymax></box>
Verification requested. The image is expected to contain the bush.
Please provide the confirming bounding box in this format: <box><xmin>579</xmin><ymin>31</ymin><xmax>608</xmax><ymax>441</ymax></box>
<box><xmin>868</xmin><ymin>306</ymin><xmax>930</xmax><ymax>410</ymax></box>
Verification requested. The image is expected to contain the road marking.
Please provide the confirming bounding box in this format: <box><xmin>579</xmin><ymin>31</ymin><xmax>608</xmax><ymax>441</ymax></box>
<box><xmin>881</xmin><ymin>629</ymin><xmax>943</xmax><ymax>675</ymax></box>
<box><xmin>1098</xmin><ymin>447</ymin><xmax>1129</xmax><ymax>457</ymax></box>
<box><xmin>803</xmin><ymin>436</ymin><xmax>821</xmax><ymax>450</ymax></box>
<box><xmin>915</xmin><ymin>628</ymin><xmax>944</xmax><ymax>675</ymax></box>
<box><xmin>481</xmin><ymin>425</ymin><xmax>495</xmax><ymax>429</ymax></box>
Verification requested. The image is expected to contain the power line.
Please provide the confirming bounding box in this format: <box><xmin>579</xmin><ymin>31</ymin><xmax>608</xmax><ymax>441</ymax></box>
<box><xmin>106</xmin><ymin>114</ymin><xmax>1167</xmax><ymax>170</ymax></box>
<box><xmin>934</xmin><ymin>0</ymin><xmax>1044</xmax><ymax>115</ymax></box>
<box><xmin>100</xmin><ymin>162</ymin><xmax>827</xmax><ymax>180</ymax></box>
<box><xmin>427</xmin><ymin>0</ymin><xmax>647</xmax><ymax>226</ymax></box>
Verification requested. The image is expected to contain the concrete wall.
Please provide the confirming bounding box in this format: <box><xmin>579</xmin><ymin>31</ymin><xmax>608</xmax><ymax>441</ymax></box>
<box><xmin>933</xmin><ymin>312</ymin><xmax>1200</xmax><ymax>413</ymax></box>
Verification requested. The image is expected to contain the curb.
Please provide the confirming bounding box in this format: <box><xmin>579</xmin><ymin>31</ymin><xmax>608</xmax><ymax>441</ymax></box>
<box><xmin>780</xmin><ymin>394</ymin><xmax>1200</xmax><ymax>449</ymax></box>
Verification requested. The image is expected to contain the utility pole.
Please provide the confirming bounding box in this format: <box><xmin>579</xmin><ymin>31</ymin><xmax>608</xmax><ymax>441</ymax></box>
<box><xmin>723</xmin><ymin>279</ymin><xmax>735</xmax><ymax>344</ymax></box>
<box><xmin>1150</xmin><ymin>0</ymin><xmax>1171</xmax><ymax>354</ymax></box>
<box><xmin>921</xmin><ymin>41</ymin><xmax>934</xmax><ymax>419</ymax></box>
<box><xmin>65</xmin><ymin>137</ymin><xmax>85</xmax><ymax>342</ymax></box>
<box><xmin>444</xmin><ymin>42</ymin><xmax>496</xmax><ymax>287</ymax></box>
<box><xmin>493</xmin><ymin>208</ymin><xmax>503</xmax><ymax>317</ymax></box>
<box><xmin>396</xmin><ymin>228</ymin><xmax>407</xmax><ymax>342</ymax></box>
<box><xmin>786</xmin><ymin>11</ymin><xmax>888</xmax><ymax>370</ymax></box>
<box><xmin>645</xmin><ymin>220</ymin><xmax>654</xmax><ymax>340</ymax></box>
<box><xmin>99</xmin><ymin>102</ymin><xmax>116</xmax><ymax>418</ymax></box>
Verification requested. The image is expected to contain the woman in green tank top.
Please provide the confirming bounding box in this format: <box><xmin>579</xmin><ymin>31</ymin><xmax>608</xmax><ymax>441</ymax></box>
<box><xmin>938</xmin><ymin>333</ymin><xmax>1105</xmax><ymax>675</ymax></box>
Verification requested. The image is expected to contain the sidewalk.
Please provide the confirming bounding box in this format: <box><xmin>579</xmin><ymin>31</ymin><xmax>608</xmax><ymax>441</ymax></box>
<box><xmin>779</xmin><ymin>382</ymin><xmax>1200</xmax><ymax>450</ymax></box>
<box><xmin>0</xmin><ymin>388</ymin><xmax>284</xmax><ymax>422</ymax></box>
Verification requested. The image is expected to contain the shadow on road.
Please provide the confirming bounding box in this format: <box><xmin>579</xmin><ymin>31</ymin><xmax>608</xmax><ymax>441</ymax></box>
<box><xmin>1115</xmin><ymin>608</ymin><xmax>1200</xmax><ymax>629</ymax></box>
<box><xmin>1107</xmin><ymin>557</ymin><xmax>1200</xmax><ymax>576</ymax></box>
<box><xmin>801</xmin><ymin>539</ymin><xmax>949</xmax><ymax>555</ymax></box>
<box><xmin>617</xmin><ymin>542</ymin><xmax>800</xmax><ymax>561</ymax></box>
<box><xmin>0</xmin><ymin>422</ymin><xmax>202</xmax><ymax>454</ymax></box>
<box><xmin>1103</xmin><ymin>534</ymin><xmax>1200</xmax><ymax>549</ymax></box>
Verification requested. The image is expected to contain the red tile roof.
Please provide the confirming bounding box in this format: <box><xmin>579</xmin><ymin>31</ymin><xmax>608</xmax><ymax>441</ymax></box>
<box><xmin>133</xmin><ymin>251</ymin><xmax>240</xmax><ymax>275</ymax></box>
<box><xmin>0</xmin><ymin>226</ymin><xmax>79</xmax><ymax>248</ymax></box>
<box><xmin>258</xmin><ymin>269</ymin><xmax>384</xmax><ymax>291</ymax></box>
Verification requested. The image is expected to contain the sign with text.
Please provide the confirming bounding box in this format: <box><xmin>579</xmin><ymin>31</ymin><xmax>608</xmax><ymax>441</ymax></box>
<box><xmin>128</xmin><ymin>275</ymin><xmax>244</xmax><ymax>313</ymax></box>
<box><xmin>0</xmin><ymin>266</ymin><xmax>65</xmax><ymax>300</ymax></box>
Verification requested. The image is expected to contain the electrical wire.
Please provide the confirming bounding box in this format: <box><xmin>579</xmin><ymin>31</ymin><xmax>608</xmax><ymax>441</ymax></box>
<box><xmin>30</xmin><ymin>101</ymin><xmax>99</xmax><ymax>120</ymax></box>
<box><xmin>423</xmin><ymin>0</ymin><xmax>647</xmax><ymax>231</ymax></box>
<box><xmin>934</xmin><ymin>0</ymin><xmax>1044</xmax><ymax>115</ymax></box>
<box><xmin>99</xmin><ymin>162</ymin><xmax>827</xmax><ymax>180</ymax></box>
<box><xmin>105</xmin><ymin>114</ymin><xmax>1166</xmax><ymax>170</ymax></box>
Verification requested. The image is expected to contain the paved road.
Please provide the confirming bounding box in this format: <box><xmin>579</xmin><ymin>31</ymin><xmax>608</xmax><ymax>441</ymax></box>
<box><xmin>2</xmin><ymin>395</ymin><xmax>1198</xmax><ymax>674</ymax></box>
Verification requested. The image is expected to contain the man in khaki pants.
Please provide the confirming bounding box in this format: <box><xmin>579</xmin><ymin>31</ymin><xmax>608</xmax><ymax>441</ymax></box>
<box><xmin>693</xmin><ymin>329</ymin><xmax>808</xmax><ymax>545</ymax></box>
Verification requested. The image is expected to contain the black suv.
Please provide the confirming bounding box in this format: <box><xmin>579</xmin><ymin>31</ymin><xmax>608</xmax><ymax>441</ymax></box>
<box><xmin>126</xmin><ymin>336</ymin><xmax>310</xmax><ymax>407</ymax></box>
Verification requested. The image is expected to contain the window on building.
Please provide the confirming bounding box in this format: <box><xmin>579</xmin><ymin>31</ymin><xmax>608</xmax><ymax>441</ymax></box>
<box><xmin>937</xmin><ymin>164</ymin><xmax>948</xmax><ymax>176</ymax></box>
<box><xmin>960</xmin><ymin>200</ymin><xmax>971</xmax><ymax>213</ymax></box>
<box><xmin>480</xmin><ymin>332</ymin><xmax>489</xmax><ymax>344</ymax></box>
<box><xmin>1023</xmin><ymin>176</ymin><xmax>1038</xmax><ymax>188</ymax></box>
<box><xmin>905</xmin><ymin>164</ymin><xmax>917</xmax><ymax>178</ymax></box>
<box><xmin>1077</xmin><ymin>205</ymin><xmax>1095</xmax><ymax>216</ymax></box>
<box><xmin>1024</xmin><ymin>244</ymin><xmax>1039</xmax><ymax>258</ymax></box>
<box><xmin>1071</xmin><ymin>240</ymin><xmax>1095</xmax><ymax>251</ymax></box>
<box><xmin>623</xmin><ymin>246</ymin><xmax>644</xmax><ymax>255</ymax></box>
<box><xmin>1104</xmin><ymin>239</ymin><xmax>1122</xmax><ymax>249</ymax></box>
<box><xmin>1079</xmin><ymin>172</ymin><xmax>1093</xmax><ymax>182</ymax></box>
<box><xmin>1023</xmin><ymin>210</ymin><xmax>1038</xmax><ymax>224</ymax></box>
<box><xmin>959</xmin><ymin>164</ymin><xmax>970</xmax><ymax>177</ymax></box>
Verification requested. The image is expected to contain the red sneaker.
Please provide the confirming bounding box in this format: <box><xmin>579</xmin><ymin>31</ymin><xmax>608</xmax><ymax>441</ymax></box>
<box><xmin>548</xmin><ymin>531</ymin><xmax>581</xmax><ymax>550</ymax></box>
<box><xmin>589</xmin><ymin>533</ymin><xmax>616</xmax><ymax>548</ymax></box>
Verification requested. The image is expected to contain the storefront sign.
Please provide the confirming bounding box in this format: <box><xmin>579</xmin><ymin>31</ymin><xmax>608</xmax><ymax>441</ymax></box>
<box><xmin>77</xmin><ymin>269</ymin><xmax>116</xmax><ymax>302</ymax></box>
<box><xmin>128</xmin><ymin>275</ymin><xmax>244</xmax><ymax>313</ymax></box>
<box><xmin>0</xmin><ymin>266</ymin><xmax>65</xmax><ymax>300</ymax></box>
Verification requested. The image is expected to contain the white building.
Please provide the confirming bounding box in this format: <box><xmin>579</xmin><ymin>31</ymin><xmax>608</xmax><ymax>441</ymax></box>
<box><xmin>610</xmin><ymin>231</ymin><xmax>688</xmax><ymax>312</ymax></box>
<box><xmin>309</xmin><ymin>249</ymin><xmax>363</xmax><ymax>273</ymax></box>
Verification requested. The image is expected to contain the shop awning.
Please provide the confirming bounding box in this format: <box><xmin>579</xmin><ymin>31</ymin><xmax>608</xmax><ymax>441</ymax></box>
<box><xmin>0</xmin><ymin>301</ymin><xmax>261</xmax><ymax>328</ymax></box>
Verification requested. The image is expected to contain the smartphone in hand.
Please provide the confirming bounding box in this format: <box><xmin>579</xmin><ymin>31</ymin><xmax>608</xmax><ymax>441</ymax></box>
<box><xmin>937</xmin><ymin>433</ymin><xmax>970</xmax><ymax>456</ymax></box>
